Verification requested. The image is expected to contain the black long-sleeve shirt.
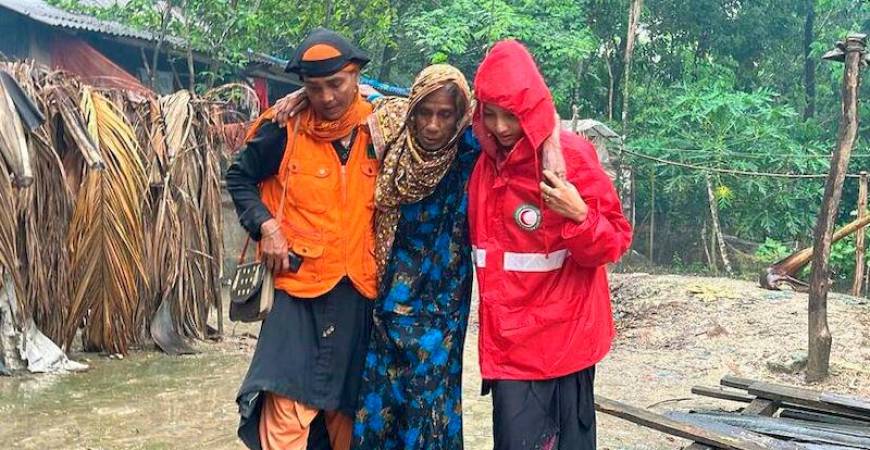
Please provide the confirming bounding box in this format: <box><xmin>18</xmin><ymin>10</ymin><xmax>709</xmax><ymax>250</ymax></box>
<box><xmin>225</xmin><ymin>122</ymin><xmax>286</xmax><ymax>241</ymax></box>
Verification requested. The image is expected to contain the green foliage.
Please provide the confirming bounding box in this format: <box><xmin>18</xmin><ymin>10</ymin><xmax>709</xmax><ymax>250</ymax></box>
<box><xmin>631</xmin><ymin>75</ymin><xmax>831</xmax><ymax>242</ymax></box>
<box><xmin>755</xmin><ymin>238</ymin><xmax>791</xmax><ymax>264</ymax></box>
<box><xmin>47</xmin><ymin>0</ymin><xmax>870</xmax><ymax>278</ymax></box>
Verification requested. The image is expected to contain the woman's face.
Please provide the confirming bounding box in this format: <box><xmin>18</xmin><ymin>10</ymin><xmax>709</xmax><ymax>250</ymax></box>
<box><xmin>482</xmin><ymin>103</ymin><xmax>523</xmax><ymax>149</ymax></box>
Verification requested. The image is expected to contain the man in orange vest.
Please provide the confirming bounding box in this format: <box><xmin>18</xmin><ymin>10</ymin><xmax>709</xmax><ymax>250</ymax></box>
<box><xmin>227</xmin><ymin>28</ymin><xmax>378</xmax><ymax>450</ymax></box>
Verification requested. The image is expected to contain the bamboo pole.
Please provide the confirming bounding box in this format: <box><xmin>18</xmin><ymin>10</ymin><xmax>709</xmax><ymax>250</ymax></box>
<box><xmin>807</xmin><ymin>33</ymin><xmax>866</xmax><ymax>383</ymax></box>
<box><xmin>852</xmin><ymin>172</ymin><xmax>868</xmax><ymax>296</ymax></box>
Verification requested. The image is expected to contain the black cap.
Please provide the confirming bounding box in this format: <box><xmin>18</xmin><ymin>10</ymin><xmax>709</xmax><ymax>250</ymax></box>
<box><xmin>285</xmin><ymin>28</ymin><xmax>370</xmax><ymax>77</ymax></box>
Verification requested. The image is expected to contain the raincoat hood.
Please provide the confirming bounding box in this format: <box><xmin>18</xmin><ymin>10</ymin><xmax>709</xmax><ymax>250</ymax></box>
<box><xmin>472</xmin><ymin>40</ymin><xmax>557</xmax><ymax>165</ymax></box>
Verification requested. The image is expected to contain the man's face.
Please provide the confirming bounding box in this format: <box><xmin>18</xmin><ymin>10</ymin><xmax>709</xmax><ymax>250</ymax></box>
<box><xmin>482</xmin><ymin>103</ymin><xmax>522</xmax><ymax>149</ymax></box>
<box><xmin>411</xmin><ymin>86</ymin><xmax>461</xmax><ymax>151</ymax></box>
<box><xmin>303</xmin><ymin>69</ymin><xmax>358</xmax><ymax>121</ymax></box>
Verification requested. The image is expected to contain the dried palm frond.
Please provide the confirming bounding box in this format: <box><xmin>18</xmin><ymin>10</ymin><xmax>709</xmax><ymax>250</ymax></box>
<box><xmin>145</xmin><ymin>91</ymin><xmax>224</xmax><ymax>344</ymax></box>
<box><xmin>64</xmin><ymin>87</ymin><xmax>148</xmax><ymax>354</ymax></box>
<box><xmin>160</xmin><ymin>90</ymin><xmax>193</xmax><ymax>161</ymax></box>
<box><xmin>1</xmin><ymin>62</ymin><xmax>77</xmax><ymax>343</ymax></box>
<box><xmin>0</xmin><ymin>71</ymin><xmax>32</xmax><ymax>187</ymax></box>
<box><xmin>0</xmin><ymin>165</ymin><xmax>24</xmax><ymax>324</ymax></box>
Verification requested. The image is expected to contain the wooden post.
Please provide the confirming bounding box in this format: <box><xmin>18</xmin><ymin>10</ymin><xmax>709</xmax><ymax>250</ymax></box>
<box><xmin>649</xmin><ymin>172</ymin><xmax>655</xmax><ymax>262</ymax></box>
<box><xmin>853</xmin><ymin>172</ymin><xmax>868</xmax><ymax>296</ymax></box>
<box><xmin>808</xmin><ymin>34</ymin><xmax>866</xmax><ymax>382</ymax></box>
<box><xmin>571</xmin><ymin>104</ymin><xmax>580</xmax><ymax>133</ymax></box>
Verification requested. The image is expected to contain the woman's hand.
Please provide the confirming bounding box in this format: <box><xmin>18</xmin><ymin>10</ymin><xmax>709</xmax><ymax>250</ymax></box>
<box><xmin>540</xmin><ymin>169</ymin><xmax>588</xmax><ymax>223</ymax></box>
<box><xmin>272</xmin><ymin>89</ymin><xmax>309</xmax><ymax>125</ymax></box>
<box><xmin>540</xmin><ymin>112</ymin><xmax>566</xmax><ymax>179</ymax></box>
<box><xmin>358</xmin><ymin>84</ymin><xmax>379</xmax><ymax>98</ymax></box>
<box><xmin>259</xmin><ymin>219</ymin><xmax>289</xmax><ymax>274</ymax></box>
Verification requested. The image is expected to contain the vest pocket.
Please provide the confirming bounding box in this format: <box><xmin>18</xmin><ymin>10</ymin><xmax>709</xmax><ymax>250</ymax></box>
<box><xmin>289</xmin><ymin>238</ymin><xmax>324</xmax><ymax>281</ymax></box>
<box><xmin>286</xmin><ymin>159</ymin><xmax>333</xmax><ymax>213</ymax></box>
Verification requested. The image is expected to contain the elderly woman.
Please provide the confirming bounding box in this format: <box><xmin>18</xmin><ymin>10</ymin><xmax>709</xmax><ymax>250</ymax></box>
<box><xmin>353</xmin><ymin>65</ymin><xmax>476</xmax><ymax>449</ymax></box>
<box><xmin>468</xmin><ymin>40</ymin><xmax>632</xmax><ymax>450</ymax></box>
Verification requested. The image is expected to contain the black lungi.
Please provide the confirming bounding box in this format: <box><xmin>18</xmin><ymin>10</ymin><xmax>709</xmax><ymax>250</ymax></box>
<box><xmin>485</xmin><ymin>366</ymin><xmax>597</xmax><ymax>450</ymax></box>
<box><xmin>236</xmin><ymin>279</ymin><xmax>373</xmax><ymax>450</ymax></box>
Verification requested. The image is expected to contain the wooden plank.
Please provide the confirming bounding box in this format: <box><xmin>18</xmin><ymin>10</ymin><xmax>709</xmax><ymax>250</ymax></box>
<box><xmin>594</xmin><ymin>396</ymin><xmax>769</xmax><ymax>450</ymax></box>
<box><xmin>779</xmin><ymin>408</ymin><xmax>870</xmax><ymax>427</ymax></box>
<box><xmin>720</xmin><ymin>376</ymin><xmax>756</xmax><ymax>390</ymax></box>
<box><xmin>668</xmin><ymin>413</ymin><xmax>806</xmax><ymax>450</ymax></box>
<box><xmin>685</xmin><ymin>413</ymin><xmax>870</xmax><ymax>448</ymax></box>
<box><xmin>746</xmin><ymin>382</ymin><xmax>870</xmax><ymax>421</ymax></box>
<box><xmin>742</xmin><ymin>398</ymin><xmax>779</xmax><ymax>416</ymax></box>
<box><xmin>692</xmin><ymin>386</ymin><xmax>755</xmax><ymax>404</ymax></box>
<box><xmin>820</xmin><ymin>392</ymin><xmax>870</xmax><ymax>415</ymax></box>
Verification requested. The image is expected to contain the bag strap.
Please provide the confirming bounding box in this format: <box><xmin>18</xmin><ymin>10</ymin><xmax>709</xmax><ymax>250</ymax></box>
<box><xmin>237</xmin><ymin>117</ymin><xmax>301</xmax><ymax>265</ymax></box>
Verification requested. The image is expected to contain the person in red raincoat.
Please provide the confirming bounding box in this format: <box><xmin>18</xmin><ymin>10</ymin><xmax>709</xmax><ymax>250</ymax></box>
<box><xmin>468</xmin><ymin>40</ymin><xmax>633</xmax><ymax>450</ymax></box>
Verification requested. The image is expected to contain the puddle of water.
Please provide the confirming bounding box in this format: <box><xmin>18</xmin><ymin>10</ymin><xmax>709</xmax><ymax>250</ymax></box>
<box><xmin>0</xmin><ymin>345</ymin><xmax>251</xmax><ymax>449</ymax></box>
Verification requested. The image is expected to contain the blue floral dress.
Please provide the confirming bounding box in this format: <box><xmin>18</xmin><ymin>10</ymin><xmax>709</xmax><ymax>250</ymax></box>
<box><xmin>353</xmin><ymin>130</ymin><xmax>477</xmax><ymax>449</ymax></box>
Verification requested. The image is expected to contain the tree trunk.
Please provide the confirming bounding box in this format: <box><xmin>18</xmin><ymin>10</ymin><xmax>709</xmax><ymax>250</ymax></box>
<box><xmin>150</xmin><ymin>1</ymin><xmax>175</xmax><ymax>90</ymax></box>
<box><xmin>803</xmin><ymin>0</ymin><xmax>817</xmax><ymax>120</ymax></box>
<box><xmin>324</xmin><ymin>0</ymin><xmax>334</xmax><ymax>27</ymax></box>
<box><xmin>378</xmin><ymin>43</ymin><xmax>396</xmax><ymax>82</ymax></box>
<box><xmin>701</xmin><ymin>221</ymin><xmax>714</xmax><ymax>270</ymax></box>
<box><xmin>621</xmin><ymin>0</ymin><xmax>644</xmax><ymax>136</ymax></box>
<box><xmin>705</xmin><ymin>174</ymin><xmax>732</xmax><ymax>275</ymax></box>
<box><xmin>605</xmin><ymin>44</ymin><xmax>615</xmax><ymax>122</ymax></box>
<box><xmin>807</xmin><ymin>34</ymin><xmax>865</xmax><ymax>383</ymax></box>
<box><xmin>852</xmin><ymin>172</ymin><xmax>868</xmax><ymax>296</ymax></box>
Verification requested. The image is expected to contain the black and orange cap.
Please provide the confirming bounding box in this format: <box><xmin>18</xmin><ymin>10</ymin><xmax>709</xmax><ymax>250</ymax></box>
<box><xmin>285</xmin><ymin>28</ymin><xmax>370</xmax><ymax>77</ymax></box>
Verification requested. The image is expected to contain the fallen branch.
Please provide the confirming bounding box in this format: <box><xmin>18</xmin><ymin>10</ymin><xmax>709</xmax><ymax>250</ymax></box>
<box><xmin>760</xmin><ymin>214</ymin><xmax>870</xmax><ymax>291</ymax></box>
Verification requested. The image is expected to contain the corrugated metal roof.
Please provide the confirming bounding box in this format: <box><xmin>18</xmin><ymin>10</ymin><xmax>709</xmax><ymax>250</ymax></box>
<box><xmin>0</xmin><ymin>0</ymin><xmax>159</xmax><ymax>42</ymax></box>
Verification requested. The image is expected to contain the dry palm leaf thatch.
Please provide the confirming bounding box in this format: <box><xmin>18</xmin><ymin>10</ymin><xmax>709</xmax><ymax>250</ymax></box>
<box><xmin>144</xmin><ymin>90</ymin><xmax>223</xmax><ymax>346</ymax></box>
<box><xmin>0</xmin><ymin>165</ymin><xmax>24</xmax><ymax>325</ymax></box>
<box><xmin>197</xmin><ymin>102</ymin><xmax>224</xmax><ymax>334</ymax></box>
<box><xmin>1</xmin><ymin>62</ymin><xmax>77</xmax><ymax>343</ymax></box>
<box><xmin>64</xmin><ymin>87</ymin><xmax>148</xmax><ymax>354</ymax></box>
<box><xmin>0</xmin><ymin>71</ymin><xmax>32</xmax><ymax>188</ymax></box>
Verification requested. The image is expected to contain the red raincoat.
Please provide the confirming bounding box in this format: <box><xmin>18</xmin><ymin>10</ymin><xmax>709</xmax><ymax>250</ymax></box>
<box><xmin>468</xmin><ymin>40</ymin><xmax>633</xmax><ymax>380</ymax></box>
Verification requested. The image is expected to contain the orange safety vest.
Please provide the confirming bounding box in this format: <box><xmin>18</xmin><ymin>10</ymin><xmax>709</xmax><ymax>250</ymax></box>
<box><xmin>253</xmin><ymin>113</ymin><xmax>378</xmax><ymax>300</ymax></box>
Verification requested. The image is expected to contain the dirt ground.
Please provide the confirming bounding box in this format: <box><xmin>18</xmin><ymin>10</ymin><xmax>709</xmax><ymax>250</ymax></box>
<box><xmin>1</xmin><ymin>273</ymin><xmax>868</xmax><ymax>449</ymax></box>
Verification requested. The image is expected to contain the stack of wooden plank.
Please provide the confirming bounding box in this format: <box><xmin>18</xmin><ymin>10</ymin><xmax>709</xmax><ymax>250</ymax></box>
<box><xmin>595</xmin><ymin>376</ymin><xmax>870</xmax><ymax>449</ymax></box>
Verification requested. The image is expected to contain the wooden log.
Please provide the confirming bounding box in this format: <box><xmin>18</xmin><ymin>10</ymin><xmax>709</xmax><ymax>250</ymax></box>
<box><xmin>594</xmin><ymin>396</ymin><xmax>769</xmax><ymax>450</ymax></box>
<box><xmin>808</xmin><ymin>33</ymin><xmax>867</xmax><ymax>382</ymax></box>
<box><xmin>852</xmin><ymin>172</ymin><xmax>868</xmax><ymax>296</ymax></box>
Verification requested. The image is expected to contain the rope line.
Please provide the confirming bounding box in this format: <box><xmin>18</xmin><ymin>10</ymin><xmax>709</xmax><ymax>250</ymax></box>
<box><xmin>622</xmin><ymin>148</ymin><xmax>862</xmax><ymax>179</ymax></box>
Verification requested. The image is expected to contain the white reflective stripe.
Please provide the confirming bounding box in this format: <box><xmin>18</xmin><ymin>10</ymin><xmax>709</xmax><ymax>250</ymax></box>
<box><xmin>503</xmin><ymin>249</ymin><xmax>569</xmax><ymax>272</ymax></box>
<box><xmin>472</xmin><ymin>247</ymin><xmax>487</xmax><ymax>268</ymax></box>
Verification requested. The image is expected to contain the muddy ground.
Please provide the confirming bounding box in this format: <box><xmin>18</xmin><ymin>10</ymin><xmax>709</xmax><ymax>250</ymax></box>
<box><xmin>1</xmin><ymin>273</ymin><xmax>868</xmax><ymax>449</ymax></box>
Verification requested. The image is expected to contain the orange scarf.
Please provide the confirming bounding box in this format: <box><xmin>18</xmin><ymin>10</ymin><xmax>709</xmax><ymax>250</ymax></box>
<box><xmin>298</xmin><ymin>94</ymin><xmax>372</xmax><ymax>142</ymax></box>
